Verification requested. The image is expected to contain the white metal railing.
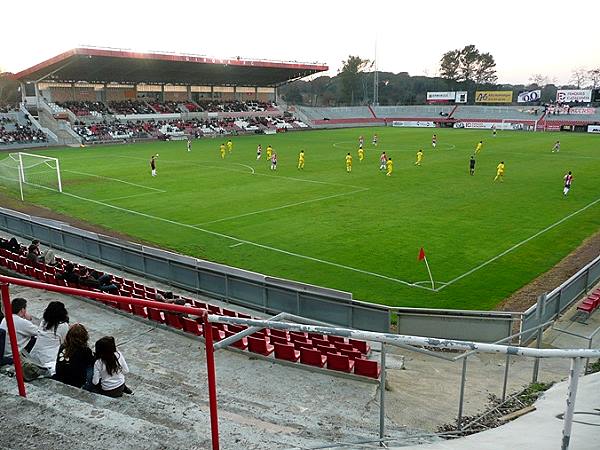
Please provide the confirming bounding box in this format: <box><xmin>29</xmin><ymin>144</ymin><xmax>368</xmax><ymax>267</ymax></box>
<box><xmin>209</xmin><ymin>314</ymin><xmax>600</xmax><ymax>450</ymax></box>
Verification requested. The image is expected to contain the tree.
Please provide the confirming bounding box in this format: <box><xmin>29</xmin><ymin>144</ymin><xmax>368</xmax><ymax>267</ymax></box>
<box><xmin>588</xmin><ymin>68</ymin><xmax>600</xmax><ymax>89</ymax></box>
<box><xmin>439</xmin><ymin>49</ymin><xmax>461</xmax><ymax>81</ymax></box>
<box><xmin>570</xmin><ymin>68</ymin><xmax>588</xmax><ymax>89</ymax></box>
<box><xmin>439</xmin><ymin>45</ymin><xmax>497</xmax><ymax>84</ymax></box>
<box><xmin>338</xmin><ymin>56</ymin><xmax>371</xmax><ymax>105</ymax></box>
<box><xmin>529</xmin><ymin>73</ymin><xmax>549</xmax><ymax>87</ymax></box>
<box><xmin>0</xmin><ymin>72</ymin><xmax>19</xmax><ymax>106</ymax></box>
<box><xmin>473</xmin><ymin>52</ymin><xmax>497</xmax><ymax>84</ymax></box>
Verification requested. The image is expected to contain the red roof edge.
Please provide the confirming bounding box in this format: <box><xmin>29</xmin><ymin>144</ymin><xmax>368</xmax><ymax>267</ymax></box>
<box><xmin>12</xmin><ymin>47</ymin><xmax>328</xmax><ymax>81</ymax></box>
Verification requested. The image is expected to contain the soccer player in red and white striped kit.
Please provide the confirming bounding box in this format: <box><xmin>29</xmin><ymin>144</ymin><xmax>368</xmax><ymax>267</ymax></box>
<box><xmin>563</xmin><ymin>171</ymin><xmax>573</xmax><ymax>196</ymax></box>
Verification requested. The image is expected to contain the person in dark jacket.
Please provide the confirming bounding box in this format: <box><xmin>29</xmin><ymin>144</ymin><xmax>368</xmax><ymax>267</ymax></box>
<box><xmin>53</xmin><ymin>323</ymin><xmax>94</xmax><ymax>389</ymax></box>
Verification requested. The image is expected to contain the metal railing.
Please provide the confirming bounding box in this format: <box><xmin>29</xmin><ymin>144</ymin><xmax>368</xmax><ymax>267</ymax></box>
<box><xmin>520</xmin><ymin>255</ymin><xmax>600</xmax><ymax>344</ymax></box>
<box><xmin>552</xmin><ymin>324</ymin><xmax>600</xmax><ymax>374</ymax></box>
<box><xmin>2</xmin><ymin>274</ymin><xmax>599</xmax><ymax>450</ymax></box>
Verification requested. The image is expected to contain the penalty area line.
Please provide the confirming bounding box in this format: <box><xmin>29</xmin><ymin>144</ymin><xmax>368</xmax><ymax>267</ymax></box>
<box><xmin>437</xmin><ymin>196</ymin><xmax>600</xmax><ymax>292</ymax></box>
<box><xmin>64</xmin><ymin>170</ymin><xmax>166</xmax><ymax>192</ymax></box>
<box><xmin>59</xmin><ymin>190</ymin><xmax>431</xmax><ymax>291</ymax></box>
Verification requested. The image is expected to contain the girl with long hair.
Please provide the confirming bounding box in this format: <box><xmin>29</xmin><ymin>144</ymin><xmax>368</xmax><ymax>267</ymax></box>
<box><xmin>92</xmin><ymin>336</ymin><xmax>132</xmax><ymax>397</ymax></box>
<box><xmin>28</xmin><ymin>301</ymin><xmax>69</xmax><ymax>376</ymax></box>
<box><xmin>54</xmin><ymin>323</ymin><xmax>94</xmax><ymax>389</ymax></box>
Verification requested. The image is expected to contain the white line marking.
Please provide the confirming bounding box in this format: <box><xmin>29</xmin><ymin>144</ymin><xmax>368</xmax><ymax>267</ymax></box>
<box><xmin>58</xmin><ymin>190</ymin><xmax>432</xmax><ymax>291</ymax></box>
<box><xmin>235</xmin><ymin>163</ymin><xmax>255</xmax><ymax>174</ymax></box>
<box><xmin>194</xmin><ymin>188</ymin><xmax>369</xmax><ymax>226</ymax></box>
<box><xmin>64</xmin><ymin>169</ymin><xmax>166</xmax><ymax>192</ymax></box>
<box><xmin>98</xmin><ymin>191</ymin><xmax>163</xmax><ymax>202</ymax></box>
<box><xmin>436</xmin><ymin>197</ymin><xmax>600</xmax><ymax>291</ymax></box>
<box><xmin>229</xmin><ymin>242</ymin><xmax>244</xmax><ymax>248</ymax></box>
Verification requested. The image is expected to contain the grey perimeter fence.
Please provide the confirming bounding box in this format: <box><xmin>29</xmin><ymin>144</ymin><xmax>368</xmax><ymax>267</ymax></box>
<box><xmin>1</xmin><ymin>207</ymin><xmax>598</xmax><ymax>343</ymax></box>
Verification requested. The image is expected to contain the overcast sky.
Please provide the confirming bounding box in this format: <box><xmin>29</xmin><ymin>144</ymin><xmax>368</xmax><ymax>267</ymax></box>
<box><xmin>2</xmin><ymin>0</ymin><xmax>598</xmax><ymax>85</ymax></box>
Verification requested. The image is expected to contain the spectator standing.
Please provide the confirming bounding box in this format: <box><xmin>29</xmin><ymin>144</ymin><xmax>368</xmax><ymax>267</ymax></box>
<box><xmin>54</xmin><ymin>323</ymin><xmax>95</xmax><ymax>389</ymax></box>
<box><xmin>92</xmin><ymin>336</ymin><xmax>132</xmax><ymax>397</ymax></box>
<box><xmin>0</xmin><ymin>298</ymin><xmax>37</xmax><ymax>365</ymax></box>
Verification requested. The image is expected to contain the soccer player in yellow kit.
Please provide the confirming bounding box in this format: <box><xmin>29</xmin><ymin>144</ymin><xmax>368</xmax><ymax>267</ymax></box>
<box><xmin>345</xmin><ymin>153</ymin><xmax>353</xmax><ymax>173</ymax></box>
<box><xmin>226</xmin><ymin>139</ymin><xmax>233</xmax><ymax>153</ymax></box>
<box><xmin>266</xmin><ymin>145</ymin><xmax>273</xmax><ymax>160</ymax></box>
<box><xmin>219</xmin><ymin>143</ymin><xmax>226</xmax><ymax>159</ymax></box>
<box><xmin>358</xmin><ymin>146</ymin><xmax>364</xmax><ymax>161</ymax></box>
<box><xmin>415</xmin><ymin>149</ymin><xmax>423</xmax><ymax>166</ymax></box>
<box><xmin>475</xmin><ymin>141</ymin><xmax>483</xmax><ymax>154</ymax></box>
<box><xmin>494</xmin><ymin>161</ymin><xmax>505</xmax><ymax>182</ymax></box>
<box><xmin>386</xmin><ymin>158</ymin><xmax>393</xmax><ymax>176</ymax></box>
<box><xmin>298</xmin><ymin>150</ymin><xmax>305</xmax><ymax>170</ymax></box>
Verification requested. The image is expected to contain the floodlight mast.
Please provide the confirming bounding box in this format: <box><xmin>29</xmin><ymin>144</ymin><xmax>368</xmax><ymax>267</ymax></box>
<box><xmin>373</xmin><ymin>39</ymin><xmax>379</xmax><ymax>106</ymax></box>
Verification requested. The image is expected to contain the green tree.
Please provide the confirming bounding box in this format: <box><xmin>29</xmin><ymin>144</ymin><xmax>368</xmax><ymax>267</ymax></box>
<box><xmin>587</xmin><ymin>68</ymin><xmax>600</xmax><ymax>89</ymax></box>
<box><xmin>338</xmin><ymin>55</ymin><xmax>371</xmax><ymax>105</ymax></box>
<box><xmin>439</xmin><ymin>49</ymin><xmax>461</xmax><ymax>80</ymax></box>
<box><xmin>0</xmin><ymin>72</ymin><xmax>19</xmax><ymax>106</ymax></box>
<box><xmin>439</xmin><ymin>45</ymin><xmax>497</xmax><ymax>84</ymax></box>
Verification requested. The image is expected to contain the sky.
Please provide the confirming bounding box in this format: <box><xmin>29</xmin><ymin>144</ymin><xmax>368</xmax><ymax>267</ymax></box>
<box><xmin>2</xmin><ymin>0</ymin><xmax>599</xmax><ymax>85</ymax></box>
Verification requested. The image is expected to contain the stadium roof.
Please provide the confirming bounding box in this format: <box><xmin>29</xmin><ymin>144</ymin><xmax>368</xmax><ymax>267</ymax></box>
<box><xmin>12</xmin><ymin>47</ymin><xmax>328</xmax><ymax>87</ymax></box>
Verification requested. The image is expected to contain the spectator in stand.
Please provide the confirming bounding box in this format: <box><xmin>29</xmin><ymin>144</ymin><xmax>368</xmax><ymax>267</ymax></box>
<box><xmin>26</xmin><ymin>240</ymin><xmax>42</xmax><ymax>265</ymax></box>
<box><xmin>57</xmin><ymin>262</ymin><xmax>81</xmax><ymax>284</ymax></box>
<box><xmin>0</xmin><ymin>298</ymin><xmax>37</xmax><ymax>365</ymax></box>
<box><xmin>92</xmin><ymin>336</ymin><xmax>132</xmax><ymax>397</ymax></box>
<box><xmin>0</xmin><ymin>237</ymin><xmax>21</xmax><ymax>253</ymax></box>
<box><xmin>26</xmin><ymin>301</ymin><xmax>70</xmax><ymax>377</ymax></box>
<box><xmin>53</xmin><ymin>323</ymin><xmax>95</xmax><ymax>389</ymax></box>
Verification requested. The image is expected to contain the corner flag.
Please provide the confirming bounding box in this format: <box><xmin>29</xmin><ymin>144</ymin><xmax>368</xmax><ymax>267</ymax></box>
<box><xmin>418</xmin><ymin>247</ymin><xmax>435</xmax><ymax>290</ymax></box>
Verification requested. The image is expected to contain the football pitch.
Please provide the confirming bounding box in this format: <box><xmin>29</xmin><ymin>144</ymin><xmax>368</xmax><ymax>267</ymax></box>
<box><xmin>6</xmin><ymin>127</ymin><xmax>600</xmax><ymax>310</ymax></box>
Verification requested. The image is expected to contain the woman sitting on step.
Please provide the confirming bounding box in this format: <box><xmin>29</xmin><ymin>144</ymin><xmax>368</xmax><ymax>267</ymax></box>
<box><xmin>92</xmin><ymin>336</ymin><xmax>133</xmax><ymax>398</ymax></box>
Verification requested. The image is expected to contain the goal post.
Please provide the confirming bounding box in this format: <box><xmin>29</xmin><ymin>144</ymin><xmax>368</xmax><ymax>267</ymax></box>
<box><xmin>0</xmin><ymin>152</ymin><xmax>62</xmax><ymax>201</ymax></box>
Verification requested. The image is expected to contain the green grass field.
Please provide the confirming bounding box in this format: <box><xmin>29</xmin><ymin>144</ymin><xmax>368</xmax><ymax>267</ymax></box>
<box><xmin>4</xmin><ymin>127</ymin><xmax>600</xmax><ymax>310</ymax></box>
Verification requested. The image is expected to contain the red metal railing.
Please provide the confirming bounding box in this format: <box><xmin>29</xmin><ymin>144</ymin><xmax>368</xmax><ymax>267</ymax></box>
<box><xmin>0</xmin><ymin>274</ymin><xmax>220</xmax><ymax>450</ymax></box>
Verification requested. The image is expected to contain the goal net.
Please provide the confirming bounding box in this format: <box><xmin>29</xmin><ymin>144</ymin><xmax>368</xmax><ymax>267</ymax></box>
<box><xmin>0</xmin><ymin>152</ymin><xmax>62</xmax><ymax>201</ymax></box>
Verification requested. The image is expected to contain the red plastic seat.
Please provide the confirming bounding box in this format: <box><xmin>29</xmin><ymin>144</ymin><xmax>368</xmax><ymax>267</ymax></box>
<box><xmin>274</xmin><ymin>343</ymin><xmax>300</xmax><ymax>362</ymax></box>
<box><xmin>316</xmin><ymin>344</ymin><xmax>337</xmax><ymax>355</ymax></box>
<box><xmin>132</xmin><ymin>304</ymin><xmax>148</xmax><ymax>318</ymax></box>
<box><xmin>269</xmin><ymin>335</ymin><xmax>289</xmax><ymax>346</ymax></box>
<box><xmin>340</xmin><ymin>349</ymin><xmax>363</xmax><ymax>361</ymax></box>
<box><xmin>227</xmin><ymin>324</ymin><xmax>247</xmax><ymax>333</ymax></box>
<box><xmin>147</xmin><ymin>307</ymin><xmax>165</xmax><ymax>323</ymax></box>
<box><xmin>237</xmin><ymin>312</ymin><xmax>252</xmax><ymax>319</ymax></box>
<box><xmin>300</xmin><ymin>348</ymin><xmax>327</xmax><ymax>367</ymax></box>
<box><xmin>224</xmin><ymin>330</ymin><xmax>248</xmax><ymax>350</ymax></box>
<box><xmin>207</xmin><ymin>304</ymin><xmax>222</xmax><ymax>315</ymax></box>
<box><xmin>327</xmin><ymin>335</ymin><xmax>346</xmax><ymax>344</ymax></box>
<box><xmin>222</xmin><ymin>308</ymin><xmax>237</xmax><ymax>317</ymax></box>
<box><xmin>332</xmin><ymin>342</ymin><xmax>354</xmax><ymax>352</ymax></box>
<box><xmin>349</xmin><ymin>339</ymin><xmax>371</xmax><ymax>354</ymax></box>
<box><xmin>181</xmin><ymin>317</ymin><xmax>202</xmax><ymax>335</ymax></box>
<box><xmin>117</xmin><ymin>302</ymin><xmax>132</xmax><ymax>314</ymax></box>
<box><xmin>165</xmin><ymin>312</ymin><xmax>183</xmax><ymax>329</ymax></box>
<box><xmin>247</xmin><ymin>336</ymin><xmax>274</xmax><ymax>356</ymax></box>
<box><xmin>326</xmin><ymin>353</ymin><xmax>354</xmax><ymax>373</ymax></box>
<box><xmin>354</xmin><ymin>358</ymin><xmax>381</xmax><ymax>379</ymax></box>
<box><xmin>269</xmin><ymin>329</ymin><xmax>289</xmax><ymax>340</ymax></box>
<box><xmin>211</xmin><ymin>325</ymin><xmax>226</xmax><ymax>341</ymax></box>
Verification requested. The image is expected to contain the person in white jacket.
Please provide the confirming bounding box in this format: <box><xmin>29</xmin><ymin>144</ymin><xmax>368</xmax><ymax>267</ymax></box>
<box><xmin>92</xmin><ymin>336</ymin><xmax>132</xmax><ymax>398</ymax></box>
<box><xmin>27</xmin><ymin>301</ymin><xmax>69</xmax><ymax>376</ymax></box>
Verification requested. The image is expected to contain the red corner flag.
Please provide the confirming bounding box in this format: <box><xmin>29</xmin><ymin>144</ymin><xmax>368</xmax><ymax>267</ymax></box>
<box><xmin>418</xmin><ymin>247</ymin><xmax>426</xmax><ymax>261</ymax></box>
